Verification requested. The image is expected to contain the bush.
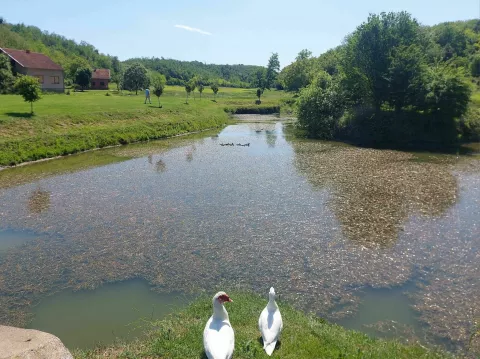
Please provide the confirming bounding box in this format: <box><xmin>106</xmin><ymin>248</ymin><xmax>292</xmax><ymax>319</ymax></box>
<box><xmin>459</xmin><ymin>107</ymin><xmax>480</xmax><ymax>141</ymax></box>
<box><xmin>296</xmin><ymin>76</ymin><xmax>345</xmax><ymax>139</ymax></box>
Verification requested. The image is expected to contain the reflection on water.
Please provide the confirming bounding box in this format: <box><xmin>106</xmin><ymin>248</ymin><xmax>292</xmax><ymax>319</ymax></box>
<box><xmin>290</xmin><ymin>142</ymin><xmax>458</xmax><ymax>246</ymax></box>
<box><xmin>0</xmin><ymin>120</ymin><xmax>478</xmax><ymax>354</ymax></box>
<box><xmin>29</xmin><ymin>280</ymin><xmax>191</xmax><ymax>349</ymax></box>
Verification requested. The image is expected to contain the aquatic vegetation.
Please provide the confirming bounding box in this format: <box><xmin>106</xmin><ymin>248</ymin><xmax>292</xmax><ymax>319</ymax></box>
<box><xmin>0</xmin><ymin>121</ymin><xmax>478</xmax><ymax>356</ymax></box>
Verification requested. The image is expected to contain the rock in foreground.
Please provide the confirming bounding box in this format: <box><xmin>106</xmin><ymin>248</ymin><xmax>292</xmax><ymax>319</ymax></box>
<box><xmin>0</xmin><ymin>325</ymin><xmax>72</xmax><ymax>359</ymax></box>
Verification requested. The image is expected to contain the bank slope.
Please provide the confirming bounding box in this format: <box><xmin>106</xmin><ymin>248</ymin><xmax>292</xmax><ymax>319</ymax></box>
<box><xmin>74</xmin><ymin>292</ymin><xmax>451</xmax><ymax>359</ymax></box>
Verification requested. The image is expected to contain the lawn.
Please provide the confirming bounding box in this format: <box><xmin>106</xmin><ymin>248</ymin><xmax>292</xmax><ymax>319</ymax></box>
<box><xmin>74</xmin><ymin>291</ymin><xmax>451</xmax><ymax>359</ymax></box>
<box><xmin>0</xmin><ymin>87</ymin><xmax>288</xmax><ymax>166</ymax></box>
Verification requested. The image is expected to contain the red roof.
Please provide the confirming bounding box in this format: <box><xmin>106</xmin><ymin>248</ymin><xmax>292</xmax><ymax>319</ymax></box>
<box><xmin>92</xmin><ymin>68</ymin><xmax>110</xmax><ymax>80</ymax></box>
<box><xmin>0</xmin><ymin>48</ymin><xmax>63</xmax><ymax>71</ymax></box>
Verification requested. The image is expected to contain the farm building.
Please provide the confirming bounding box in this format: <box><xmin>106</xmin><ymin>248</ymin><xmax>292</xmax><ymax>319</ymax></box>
<box><xmin>91</xmin><ymin>68</ymin><xmax>110</xmax><ymax>89</ymax></box>
<box><xmin>0</xmin><ymin>47</ymin><xmax>64</xmax><ymax>92</ymax></box>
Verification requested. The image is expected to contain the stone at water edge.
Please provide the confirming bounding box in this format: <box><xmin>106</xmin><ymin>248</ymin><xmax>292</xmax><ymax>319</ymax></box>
<box><xmin>0</xmin><ymin>325</ymin><xmax>73</xmax><ymax>359</ymax></box>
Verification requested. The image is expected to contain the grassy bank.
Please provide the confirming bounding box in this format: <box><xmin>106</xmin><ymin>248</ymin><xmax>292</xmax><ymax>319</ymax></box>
<box><xmin>0</xmin><ymin>87</ymin><xmax>287</xmax><ymax>166</ymax></box>
<box><xmin>74</xmin><ymin>292</ymin><xmax>450</xmax><ymax>359</ymax></box>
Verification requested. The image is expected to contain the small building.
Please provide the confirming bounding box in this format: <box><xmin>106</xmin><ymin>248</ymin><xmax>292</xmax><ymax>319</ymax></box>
<box><xmin>0</xmin><ymin>47</ymin><xmax>64</xmax><ymax>92</ymax></box>
<box><xmin>91</xmin><ymin>69</ymin><xmax>110</xmax><ymax>90</ymax></box>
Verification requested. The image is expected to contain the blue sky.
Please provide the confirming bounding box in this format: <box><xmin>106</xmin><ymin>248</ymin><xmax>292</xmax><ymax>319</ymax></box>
<box><xmin>1</xmin><ymin>0</ymin><xmax>478</xmax><ymax>67</ymax></box>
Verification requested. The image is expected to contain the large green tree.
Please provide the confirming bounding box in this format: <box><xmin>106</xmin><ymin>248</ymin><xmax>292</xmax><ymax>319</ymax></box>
<box><xmin>123</xmin><ymin>63</ymin><xmax>149</xmax><ymax>95</ymax></box>
<box><xmin>265</xmin><ymin>53</ymin><xmax>280</xmax><ymax>90</ymax></box>
<box><xmin>279</xmin><ymin>49</ymin><xmax>313</xmax><ymax>92</ymax></box>
<box><xmin>14</xmin><ymin>75</ymin><xmax>42</xmax><ymax>113</ymax></box>
<box><xmin>296</xmin><ymin>73</ymin><xmax>345</xmax><ymax>139</ymax></box>
<box><xmin>386</xmin><ymin>44</ymin><xmax>427</xmax><ymax>112</ymax></box>
<box><xmin>343</xmin><ymin>11</ymin><xmax>421</xmax><ymax>111</ymax></box>
<box><xmin>74</xmin><ymin>67</ymin><xmax>92</xmax><ymax>91</ymax></box>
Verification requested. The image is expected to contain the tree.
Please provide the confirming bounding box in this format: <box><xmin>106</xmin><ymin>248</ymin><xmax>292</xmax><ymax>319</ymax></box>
<box><xmin>151</xmin><ymin>73</ymin><xmax>166</xmax><ymax>108</ymax></box>
<box><xmin>188</xmin><ymin>78</ymin><xmax>197</xmax><ymax>99</ymax></box>
<box><xmin>471</xmin><ymin>54</ymin><xmax>480</xmax><ymax>77</ymax></box>
<box><xmin>296</xmin><ymin>49</ymin><xmax>312</xmax><ymax>61</ymax></box>
<box><xmin>211</xmin><ymin>83</ymin><xmax>219</xmax><ymax>101</ymax></box>
<box><xmin>185</xmin><ymin>83</ymin><xmax>192</xmax><ymax>103</ymax></box>
<box><xmin>198</xmin><ymin>83</ymin><xmax>204</xmax><ymax>99</ymax></box>
<box><xmin>111</xmin><ymin>56</ymin><xmax>121</xmax><ymax>75</ymax></box>
<box><xmin>255</xmin><ymin>68</ymin><xmax>266</xmax><ymax>90</ymax></box>
<box><xmin>343</xmin><ymin>12</ymin><xmax>420</xmax><ymax>112</ymax></box>
<box><xmin>296</xmin><ymin>74</ymin><xmax>345</xmax><ymax>139</ymax></box>
<box><xmin>14</xmin><ymin>75</ymin><xmax>42</xmax><ymax>114</ymax></box>
<box><xmin>422</xmin><ymin>63</ymin><xmax>472</xmax><ymax>120</ymax></box>
<box><xmin>66</xmin><ymin>57</ymin><xmax>90</xmax><ymax>82</ymax></box>
<box><xmin>123</xmin><ymin>62</ymin><xmax>149</xmax><ymax>95</ymax></box>
<box><xmin>74</xmin><ymin>67</ymin><xmax>92</xmax><ymax>91</ymax></box>
<box><xmin>111</xmin><ymin>70</ymin><xmax>123</xmax><ymax>92</ymax></box>
<box><xmin>386</xmin><ymin>44</ymin><xmax>427</xmax><ymax>112</ymax></box>
<box><xmin>256</xmin><ymin>88</ymin><xmax>263</xmax><ymax>102</ymax></box>
<box><xmin>0</xmin><ymin>54</ymin><xmax>15</xmax><ymax>94</ymax></box>
<box><xmin>265</xmin><ymin>53</ymin><xmax>280</xmax><ymax>90</ymax></box>
<box><xmin>279</xmin><ymin>50</ymin><xmax>314</xmax><ymax>92</ymax></box>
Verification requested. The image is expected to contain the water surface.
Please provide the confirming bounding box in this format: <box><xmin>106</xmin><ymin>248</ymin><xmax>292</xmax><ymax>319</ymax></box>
<box><xmin>0</xmin><ymin>119</ymin><xmax>478</xmax><ymax>353</ymax></box>
<box><xmin>29</xmin><ymin>280</ymin><xmax>190</xmax><ymax>349</ymax></box>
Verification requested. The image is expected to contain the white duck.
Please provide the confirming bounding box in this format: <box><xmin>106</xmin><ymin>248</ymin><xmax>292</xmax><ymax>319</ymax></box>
<box><xmin>258</xmin><ymin>287</ymin><xmax>283</xmax><ymax>356</ymax></box>
<box><xmin>203</xmin><ymin>291</ymin><xmax>234</xmax><ymax>359</ymax></box>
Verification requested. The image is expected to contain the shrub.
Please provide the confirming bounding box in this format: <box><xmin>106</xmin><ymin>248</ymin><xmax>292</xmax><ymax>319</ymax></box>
<box><xmin>296</xmin><ymin>75</ymin><xmax>345</xmax><ymax>139</ymax></box>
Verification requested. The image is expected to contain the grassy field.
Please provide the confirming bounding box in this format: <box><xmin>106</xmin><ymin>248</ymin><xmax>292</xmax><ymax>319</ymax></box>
<box><xmin>0</xmin><ymin>87</ymin><xmax>288</xmax><ymax>166</ymax></box>
<box><xmin>74</xmin><ymin>291</ymin><xmax>451</xmax><ymax>359</ymax></box>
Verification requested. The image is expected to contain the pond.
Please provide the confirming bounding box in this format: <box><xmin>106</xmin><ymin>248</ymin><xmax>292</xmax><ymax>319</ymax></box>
<box><xmin>0</xmin><ymin>117</ymin><xmax>478</xmax><ymax>353</ymax></box>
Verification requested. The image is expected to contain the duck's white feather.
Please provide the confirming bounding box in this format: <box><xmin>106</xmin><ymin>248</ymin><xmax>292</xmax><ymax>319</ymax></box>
<box><xmin>203</xmin><ymin>316</ymin><xmax>234</xmax><ymax>359</ymax></box>
<box><xmin>258</xmin><ymin>288</ymin><xmax>283</xmax><ymax>356</ymax></box>
<box><xmin>203</xmin><ymin>292</ymin><xmax>234</xmax><ymax>359</ymax></box>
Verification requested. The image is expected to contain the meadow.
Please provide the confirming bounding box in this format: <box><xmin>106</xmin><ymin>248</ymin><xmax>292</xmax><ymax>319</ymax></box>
<box><xmin>0</xmin><ymin>87</ymin><xmax>288</xmax><ymax>166</ymax></box>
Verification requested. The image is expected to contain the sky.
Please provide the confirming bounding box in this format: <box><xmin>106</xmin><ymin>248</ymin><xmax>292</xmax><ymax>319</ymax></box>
<box><xmin>1</xmin><ymin>0</ymin><xmax>479</xmax><ymax>67</ymax></box>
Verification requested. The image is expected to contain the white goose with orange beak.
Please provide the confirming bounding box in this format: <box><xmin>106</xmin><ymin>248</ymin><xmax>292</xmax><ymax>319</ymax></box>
<box><xmin>259</xmin><ymin>287</ymin><xmax>283</xmax><ymax>356</ymax></box>
<box><xmin>203</xmin><ymin>291</ymin><xmax>234</xmax><ymax>359</ymax></box>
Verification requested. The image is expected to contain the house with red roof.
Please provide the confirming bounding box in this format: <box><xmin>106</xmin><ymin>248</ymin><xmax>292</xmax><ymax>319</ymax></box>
<box><xmin>91</xmin><ymin>68</ymin><xmax>110</xmax><ymax>90</ymax></box>
<box><xmin>0</xmin><ymin>47</ymin><xmax>64</xmax><ymax>92</ymax></box>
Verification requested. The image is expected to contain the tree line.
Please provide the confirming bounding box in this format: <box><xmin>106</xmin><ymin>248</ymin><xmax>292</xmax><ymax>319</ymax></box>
<box><xmin>0</xmin><ymin>19</ymin><xmax>266</xmax><ymax>90</ymax></box>
<box><xmin>283</xmin><ymin>13</ymin><xmax>480</xmax><ymax>145</ymax></box>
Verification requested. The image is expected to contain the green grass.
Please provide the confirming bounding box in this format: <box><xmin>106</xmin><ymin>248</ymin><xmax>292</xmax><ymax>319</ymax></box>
<box><xmin>74</xmin><ymin>292</ymin><xmax>451</xmax><ymax>359</ymax></box>
<box><xmin>0</xmin><ymin>87</ymin><xmax>288</xmax><ymax>166</ymax></box>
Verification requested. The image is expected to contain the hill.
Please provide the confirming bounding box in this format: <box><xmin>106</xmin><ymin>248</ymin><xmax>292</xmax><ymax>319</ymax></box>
<box><xmin>123</xmin><ymin>57</ymin><xmax>263</xmax><ymax>87</ymax></box>
<box><xmin>0</xmin><ymin>19</ymin><xmax>263</xmax><ymax>88</ymax></box>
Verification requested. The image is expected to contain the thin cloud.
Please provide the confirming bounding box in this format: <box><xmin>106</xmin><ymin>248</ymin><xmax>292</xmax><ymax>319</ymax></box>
<box><xmin>174</xmin><ymin>24</ymin><xmax>212</xmax><ymax>36</ymax></box>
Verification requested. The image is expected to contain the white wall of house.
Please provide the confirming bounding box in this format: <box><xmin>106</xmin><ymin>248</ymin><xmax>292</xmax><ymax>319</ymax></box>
<box><xmin>16</xmin><ymin>67</ymin><xmax>65</xmax><ymax>92</ymax></box>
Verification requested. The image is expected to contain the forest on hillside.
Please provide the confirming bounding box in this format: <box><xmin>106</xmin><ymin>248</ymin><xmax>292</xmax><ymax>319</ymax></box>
<box><xmin>280</xmin><ymin>15</ymin><xmax>480</xmax><ymax>144</ymax></box>
<box><xmin>0</xmin><ymin>19</ymin><xmax>263</xmax><ymax>88</ymax></box>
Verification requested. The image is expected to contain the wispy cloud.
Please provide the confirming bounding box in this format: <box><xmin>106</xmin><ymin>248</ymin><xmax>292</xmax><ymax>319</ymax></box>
<box><xmin>174</xmin><ymin>24</ymin><xmax>212</xmax><ymax>36</ymax></box>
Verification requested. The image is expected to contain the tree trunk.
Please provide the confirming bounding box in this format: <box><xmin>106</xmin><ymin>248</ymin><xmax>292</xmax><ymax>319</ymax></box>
<box><xmin>135</xmin><ymin>89</ymin><xmax>138</xmax><ymax>95</ymax></box>
<box><xmin>30</xmin><ymin>102</ymin><xmax>33</xmax><ymax>114</ymax></box>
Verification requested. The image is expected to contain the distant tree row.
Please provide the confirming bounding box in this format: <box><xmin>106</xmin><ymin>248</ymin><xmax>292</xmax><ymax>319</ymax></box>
<box><xmin>123</xmin><ymin>57</ymin><xmax>265</xmax><ymax>88</ymax></box>
<box><xmin>0</xmin><ymin>20</ymin><xmax>266</xmax><ymax>90</ymax></box>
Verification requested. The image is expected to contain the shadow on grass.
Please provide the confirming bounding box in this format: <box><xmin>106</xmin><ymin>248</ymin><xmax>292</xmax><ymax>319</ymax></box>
<box><xmin>148</xmin><ymin>105</ymin><xmax>163</xmax><ymax>109</ymax></box>
<box><xmin>257</xmin><ymin>336</ymin><xmax>281</xmax><ymax>351</ymax></box>
<box><xmin>5</xmin><ymin>112</ymin><xmax>34</xmax><ymax>118</ymax></box>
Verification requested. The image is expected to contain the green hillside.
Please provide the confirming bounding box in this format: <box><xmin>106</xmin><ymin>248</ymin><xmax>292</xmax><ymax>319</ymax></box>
<box><xmin>0</xmin><ymin>19</ymin><xmax>263</xmax><ymax>88</ymax></box>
